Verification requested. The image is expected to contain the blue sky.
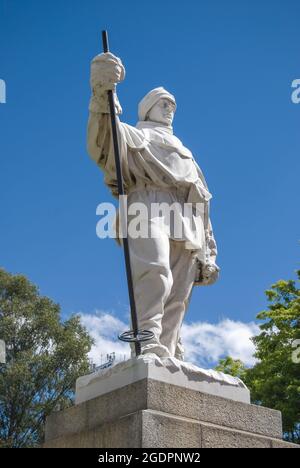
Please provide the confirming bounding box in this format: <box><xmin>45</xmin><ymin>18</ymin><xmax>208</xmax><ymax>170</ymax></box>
<box><xmin>0</xmin><ymin>0</ymin><xmax>299</xmax><ymax>360</ymax></box>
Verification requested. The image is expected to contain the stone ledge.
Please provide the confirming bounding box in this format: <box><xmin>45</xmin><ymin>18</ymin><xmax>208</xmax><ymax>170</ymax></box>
<box><xmin>44</xmin><ymin>409</ymin><xmax>300</xmax><ymax>449</ymax></box>
<box><xmin>45</xmin><ymin>378</ymin><xmax>282</xmax><ymax>442</ymax></box>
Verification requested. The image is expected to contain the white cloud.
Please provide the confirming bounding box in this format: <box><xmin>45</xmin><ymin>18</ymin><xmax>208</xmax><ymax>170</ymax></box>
<box><xmin>80</xmin><ymin>312</ymin><xmax>259</xmax><ymax>368</ymax></box>
<box><xmin>80</xmin><ymin>311</ymin><xmax>131</xmax><ymax>366</ymax></box>
<box><xmin>181</xmin><ymin>319</ymin><xmax>259</xmax><ymax>367</ymax></box>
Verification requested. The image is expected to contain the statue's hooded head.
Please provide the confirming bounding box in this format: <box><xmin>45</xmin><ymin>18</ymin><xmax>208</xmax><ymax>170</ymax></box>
<box><xmin>138</xmin><ymin>87</ymin><xmax>176</xmax><ymax>127</ymax></box>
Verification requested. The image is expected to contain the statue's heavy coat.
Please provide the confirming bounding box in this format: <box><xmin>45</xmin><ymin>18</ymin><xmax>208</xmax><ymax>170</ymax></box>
<box><xmin>87</xmin><ymin>83</ymin><xmax>219</xmax><ymax>358</ymax></box>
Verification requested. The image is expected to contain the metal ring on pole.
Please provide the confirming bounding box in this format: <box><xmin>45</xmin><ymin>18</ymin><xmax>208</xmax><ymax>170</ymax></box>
<box><xmin>118</xmin><ymin>330</ymin><xmax>154</xmax><ymax>343</ymax></box>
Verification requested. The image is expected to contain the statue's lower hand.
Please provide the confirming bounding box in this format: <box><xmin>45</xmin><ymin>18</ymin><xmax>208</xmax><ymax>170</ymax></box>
<box><xmin>201</xmin><ymin>262</ymin><xmax>220</xmax><ymax>285</ymax></box>
<box><xmin>194</xmin><ymin>259</ymin><xmax>220</xmax><ymax>286</ymax></box>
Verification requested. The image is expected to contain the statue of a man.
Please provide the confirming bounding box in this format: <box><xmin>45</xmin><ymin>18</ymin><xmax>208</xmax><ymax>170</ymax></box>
<box><xmin>87</xmin><ymin>52</ymin><xmax>219</xmax><ymax>360</ymax></box>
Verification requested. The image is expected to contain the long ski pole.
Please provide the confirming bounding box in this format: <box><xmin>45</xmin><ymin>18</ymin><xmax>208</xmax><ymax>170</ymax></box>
<box><xmin>101</xmin><ymin>31</ymin><xmax>154</xmax><ymax>356</ymax></box>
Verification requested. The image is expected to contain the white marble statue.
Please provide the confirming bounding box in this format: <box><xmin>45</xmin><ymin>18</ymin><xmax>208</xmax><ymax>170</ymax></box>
<box><xmin>87</xmin><ymin>52</ymin><xmax>220</xmax><ymax>360</ymax></box>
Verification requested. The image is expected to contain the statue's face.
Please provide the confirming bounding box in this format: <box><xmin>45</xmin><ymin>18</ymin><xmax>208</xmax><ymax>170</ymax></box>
<box><xmin>147</xmin><ymin>98</ymin><xmax>176</xmax><ymax>126</ymax></box>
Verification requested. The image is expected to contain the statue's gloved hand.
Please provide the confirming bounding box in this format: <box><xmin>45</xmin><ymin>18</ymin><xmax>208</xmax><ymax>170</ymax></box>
<box><xmin>200</xmin><ymin>262</ymin><xmax>220</xmax><ymax>286</ymax></box>
<box><xmin>90</xmin><ymin>52</ymin><xmax>125</xmax><ymax>91</ymax></box>
<box><xmin>194</xmin><ymin>258</ymin><xmax>220</xmax><ymax>286</ymax></box>
<box><xmin>89</xmin><ymin>53</ymin><xmax>125</xmax><ymax>115</ymax></box>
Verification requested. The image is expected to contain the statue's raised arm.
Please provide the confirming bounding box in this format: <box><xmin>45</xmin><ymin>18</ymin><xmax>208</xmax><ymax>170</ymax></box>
<box><xmin>87</xmin><ymin>52</ymin><xmax>125</xmax><ymax>174</ymax></box>
<box><xmin>87</xmin><ymin>52</ymin><xmax>148</xmax><ymax>197</ymax></box>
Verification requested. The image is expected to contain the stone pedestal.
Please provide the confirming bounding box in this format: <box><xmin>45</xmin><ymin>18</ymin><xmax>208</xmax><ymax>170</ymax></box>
<box><xmin>44</xmin><ymin>357</ymin><xmax>299</xmax><ymax>448</ymax></box>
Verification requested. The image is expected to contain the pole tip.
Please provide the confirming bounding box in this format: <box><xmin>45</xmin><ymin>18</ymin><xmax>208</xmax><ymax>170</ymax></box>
<box><xmin>101</xmin><ymin>30</ymin><xmax>109</xmax><ymax>53</ymax></box>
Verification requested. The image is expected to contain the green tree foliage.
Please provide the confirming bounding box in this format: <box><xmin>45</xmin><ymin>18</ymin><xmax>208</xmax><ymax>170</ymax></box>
<box><xmin>246</xmin><ymin>271</ymin><xmax>300</xmax><ymax>443</ymax></box>
<box><xmin>215</xmin><ymin>356</ymin><xmax>247</xmax><ymax>381</ymax></box>
<box><xmin>0</xmin><ymin>269</ymin><xmax>93</xmax><ymax>448</ymax></box>
<box><xmin>215</xmin><ymin>271</ymin><xmax>300</xmax><ymax>444</ymax></box>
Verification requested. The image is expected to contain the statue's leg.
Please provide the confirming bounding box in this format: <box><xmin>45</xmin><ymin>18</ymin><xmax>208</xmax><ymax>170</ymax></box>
<box><xmin>128</xmin><ymin>222</ymin><xmax>173</xmax><ymax>357</ymax></box>
<box><xmin>160</xmin><ymin>241</ymin><xmax>197</xmax><ymax>358</ymax></box>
